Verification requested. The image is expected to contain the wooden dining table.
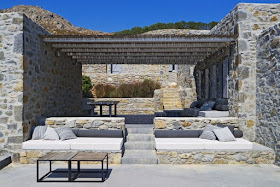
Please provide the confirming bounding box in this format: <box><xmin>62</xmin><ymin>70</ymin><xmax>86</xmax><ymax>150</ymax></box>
<box><xmin>87</xmin><ymin>101</ymin><xmax>120</xmax><ymax>117</ymax></box>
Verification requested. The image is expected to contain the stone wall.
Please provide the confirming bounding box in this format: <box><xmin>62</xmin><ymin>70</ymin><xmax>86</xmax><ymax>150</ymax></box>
<box><xmin>22</xmin><ymin>15</ymin><xmax>82</xmax><ymax>141</ymax></box>
<box><xmin>20</xmin><ymin>150</ymin><xmax>122</xmax><ymax>164</ymax></box>
<box><xmin>154</xmin><ymin>117</ymin><xmax>239</xmax><ymax>130</ymax></box>
<box><xmin>157</xmin><ymin>143</ymin><xmax>275</xmax><ymax>164</ymax></box>
<box><xmin>256</xmin><ymin>23</ymin><xmax>280</xmax><ymax>165</ymax></box>
<box><xmin>208</xmin><ymin>3</ymin><xmax>280</xmax><ymax>141</ymax></box>
<box><xmin>0</xmin><ymin>13</ymin><xmax>24</xmax><ymax>153</ymax></box>
<box><xmin>45</xmin><ymin>117</ymin><xmax>125</xmax><ymax>130</ymax></box>
<box><xmin>85</xmin><ymin>98</ymin><xmax>155</xmax><ymax>115</ymax></box>
<box><xmin>82</xmin><ymin>64</ymin><xmax>177</xmax><ymax>87</ymax></box>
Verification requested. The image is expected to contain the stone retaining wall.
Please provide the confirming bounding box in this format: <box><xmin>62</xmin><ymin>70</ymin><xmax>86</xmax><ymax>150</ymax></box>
<box><xmin>83</xmin><ymin>64</ymin><xmax>177</xmax><ymax>87</ymax></box>
<box><xmin>256</xmin><ymin>23</ymin><xmax>280</xmax><ymax>165</ymax></box>
<box><xmin>20</xmin><ymin>150</ymin><xmax>122</xmax><ymax>164</ymax></box>
<box><xmin>154</xmin><ymin>117</ymin><xmax>239</xmax><ymax>130</ymax></box>
<box><xmin>157</xmin><ymin>145</ymin><xmax>275</xmax><ymax>164</ymax></box>
<box><xmin>45</xmin><ymin>117</ymin><xmax>125</xmax><ymax>130</ymax></box>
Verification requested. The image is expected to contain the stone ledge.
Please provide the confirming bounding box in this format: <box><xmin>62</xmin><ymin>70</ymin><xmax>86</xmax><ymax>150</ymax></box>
<box><xmin>154</xmin><ymin>117</ymin><xmax>239</xmax><ymax>130</ymax></box>
<box><xmin>156</xmin><ymin>143</ymin><xmax>275</xmax><ymax>164</ymax></box>
<box><xmin>19</xmin><ymin>150</ymin><xmax>122</xmax><ymax>164</ymax></box>
<box><xmin>45</xmin><ymin>117</ymin><xmax>125</xmax><ymax>130</ymax></box>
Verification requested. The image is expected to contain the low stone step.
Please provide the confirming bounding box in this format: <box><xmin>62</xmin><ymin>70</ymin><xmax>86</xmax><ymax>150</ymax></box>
<box><xmin>125</xmin><ymin>124</ymin><xmax>154</xmax><ymax>128</ymax></box>
<box><xmin>127</xmin><ymin>134</ymin><xmax>155</xmax><ymax>141</ymax></box>
<box><xmin>121</xmin><ymin>150</ymin><xmax>158</xmax><ymax>164</ymax></box>
<box><xmin>0</xmin><ymin>155</ymin><xmax>12</xmax><ymax>170</ymax></box>
<box><xmin>127</xmin><ymin>128</ymin><xmax>154</xmax><ymax>134</ymax></box>
<box><xmin>125</xmin><ymin>141</ymin><xmax>155</xmax><ymax>150</ymax></box>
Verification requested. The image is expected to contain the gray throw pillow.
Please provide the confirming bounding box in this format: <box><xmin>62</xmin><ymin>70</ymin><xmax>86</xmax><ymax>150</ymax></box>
<box><xmin>199</xmin><ymin>124</ymin><xmax>220</xmax><ymax>140</ymax></box>
<box><xmin>42</xmin><ymin>127</ymin><xmax>59</xmax><ymax>140</ymax></box>
<box><xmin>55</xmin><ymin>127</ymin><xmax>77</xmax><ymax>141</ymax></box>
<box><xmin>32</xmin><ymin>126</ymin><xmax>47</xmax><ymax>140</ymax></box>
<box><xmin>217</xmin><ymin>124</ymin><xmax>234</xmax><ymax>134</ymax></box>
<box><xmin>200</xmin><ymin>101</ymin><xmax>215</xmax><ymax>111</ymax></box>
<box><xmin>190</xmin><ymin>101</ymin><xmax>198</xmax><ymax>108</ymax></box>
<box><xmin>213</xmin><ymin>127</ymin><xmax>236</xmax><ymax>142</ymax></box>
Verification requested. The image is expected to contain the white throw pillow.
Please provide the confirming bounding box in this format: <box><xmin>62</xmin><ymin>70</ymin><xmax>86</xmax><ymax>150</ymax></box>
<box><xmin>42</xmin><ymin>127</ymin><xmax>59</xmax><ymax>140</ymax></box>
<box><xmin>213</xmin><ymin>127</ymin><xmax>236</xmax><ymax>142</ymax></box>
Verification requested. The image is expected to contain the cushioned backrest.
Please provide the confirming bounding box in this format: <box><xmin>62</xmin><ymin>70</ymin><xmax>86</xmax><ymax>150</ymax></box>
<box><xmin>196</xmin><ymin>99</ymin><xmax>206</xmax><ymax>108</ymax></box>
<box><xmin>155</xmin><ymin>130</ymin><xmax>202</xmax><ymax>138</ymax></box>
<box><xmin>77</xmin><ymin>129</ymin><xmax>123</xmax><ymax>138</ymax></box>
<box><xmin>233</xmin><ymin>130</ymin><xmax>243</xmax><ymax>138</ymax></box>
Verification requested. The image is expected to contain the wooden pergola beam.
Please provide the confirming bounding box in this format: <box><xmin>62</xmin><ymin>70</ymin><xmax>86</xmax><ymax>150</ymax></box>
<box><xmin>61</xmin><ymin>48</ymin><xmax>218</xmax><ymax>53</ymax></box>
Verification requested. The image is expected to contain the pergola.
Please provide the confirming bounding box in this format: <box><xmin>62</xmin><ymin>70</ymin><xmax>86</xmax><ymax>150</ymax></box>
<box><xmin>41</xmin><ymin>35</ymin><xmax>236</xmax><ymax>65</ymax></box>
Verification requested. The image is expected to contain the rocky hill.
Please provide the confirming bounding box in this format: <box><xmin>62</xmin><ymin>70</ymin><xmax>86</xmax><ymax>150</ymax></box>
<box><xmin>0</xmin><ymin>5</ymin><xmax>106</xmax><ymax>35</ymax></box>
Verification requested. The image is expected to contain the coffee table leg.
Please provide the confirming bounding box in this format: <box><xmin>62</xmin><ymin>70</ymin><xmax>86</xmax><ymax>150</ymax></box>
<box><xmin>101</xmin><ymin>161</ymin><xmax>104</xmax><ymax>182</ymax></box>
<box><xmin>107</xmin><ymin>154</ymin><xmax>108</xmax><ymax>174</ymax></box>
<box><xmin>77</xmin><ymin>161</ymin><xmax>80</xmax><ymax>172</ymax></box>
<box><xmin>37</xmin><ymin>160</ymin><xmax>39</xmax><ymax>182</ymax></box>
<box><xmin>68</xmin><ymin>161</ymin><xmax>72</xmax><ymax>181</ymax></box>
<box><xmin>49</xmin><ymin>161</ymin><xmax>52</xmax><ymax>172</ymax></box>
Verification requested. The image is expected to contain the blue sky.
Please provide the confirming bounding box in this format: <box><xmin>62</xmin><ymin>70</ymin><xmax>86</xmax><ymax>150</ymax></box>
<box><xmin>1</xmin><ymin>0</ymin><xmax>279</xmax><ymax>32</ymax></box>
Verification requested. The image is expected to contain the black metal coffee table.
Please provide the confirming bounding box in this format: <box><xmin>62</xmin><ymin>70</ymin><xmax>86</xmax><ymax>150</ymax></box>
<box><xmin>37</xmin><ymin>152</ymin><xmax>109</xmax><ymax>182</ymax></box>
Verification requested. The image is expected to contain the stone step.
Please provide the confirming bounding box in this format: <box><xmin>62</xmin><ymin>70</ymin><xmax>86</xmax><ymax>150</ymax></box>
<box><xmin>127</xmin><ymin>134</ymin><xmax>155</xmax><ymax>141</ymax></box>
<box><xmin>127</xmin><ymin>128</ymin><xmax>154</xmax><ymax>134</ymax></box>
<box><xmin>125</xmin><ymin>124</ymin><xmax>154</xmax><ymax>128</ymax></box>
<box><xmin>0</xmin><ymin>155</ymin><xmax>12</xmax><ymax>170</ymax></box>
<box><xmin>124</xmin><ymin>141</ymin><xmax>155</xmax><ymax>150</ymax></box>
<box><xmin>121</xmin><ymin>150</ymin><xmax>158</xmax><ymax>164</ymax></box>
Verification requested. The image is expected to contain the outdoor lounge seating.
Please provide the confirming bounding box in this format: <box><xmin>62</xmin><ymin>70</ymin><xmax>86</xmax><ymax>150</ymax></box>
<box><xmin>23</xmin><ymin>129</ymin><xmax>124</xmax><ymax>151</ymax></box>
<box><xmin>159</xmin><ymin>98</ymin><xmax>230</xmax><ymax>118</ymax></box>
<box><xmin>154</xmin><ymin>129</ymin><xmax>253</xmax><ymax>150</ymax></box>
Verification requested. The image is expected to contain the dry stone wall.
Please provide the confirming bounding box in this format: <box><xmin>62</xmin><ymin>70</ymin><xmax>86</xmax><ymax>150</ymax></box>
<box><xmin>22</xmin><ymin>15</ymin><xmax>82</xmax><ymax>141</ymax></box>
<box><xmin>45</xmin><ymin>117</ymin><xmax>125</xmax><ymax>131</ymax></box>
<box><xmin>209</xmin><ymin>3</ymin><xmax>280</xmax><ymax>141</ymax></box>
<box><xmin>157</xmin><ymin>144</ymin><xmax>275</xmax><ymax>164</ymax></box>
<box><xmin>0</xmin><ymin>13</ymin><xmax>24</xmax><ymax>152</ymax></box>
<box><xmin>154</xmin><ymin>117</ymin><xmax>239</xmax><ymax>130</ymax></box>
<box><xmin>256</xmin><ymin>23</ymin><xmax>280</xmax><ymax>165</ymax></box>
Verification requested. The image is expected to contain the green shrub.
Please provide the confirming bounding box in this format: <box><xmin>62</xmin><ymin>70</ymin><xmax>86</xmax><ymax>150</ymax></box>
<box><xmin>95</xmin><ymin>79</ymin><xmax>160</xmax><ymax>98</ymax></box>
<box><xmin>82</xmin><ymin>75</ymin><xmax>93</xmax><ymax>98</ymax></box>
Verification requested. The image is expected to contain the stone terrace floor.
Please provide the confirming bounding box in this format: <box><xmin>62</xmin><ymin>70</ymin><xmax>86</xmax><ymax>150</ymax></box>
<box><xmin>0</xmin><ymin>164</ymin><xmax>280</xmax><ymax>187</ymax></box>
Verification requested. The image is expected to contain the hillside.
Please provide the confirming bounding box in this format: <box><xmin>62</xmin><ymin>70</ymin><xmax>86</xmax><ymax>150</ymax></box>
<box><xmin>0</xmin><ymin>5</ymin><xmax>106</xmax><ymax>35</ymax></box>
<box><xmin>115</xmin><ymin>21</ymin><xmax>218</xmax><ymax>35</ymax></box>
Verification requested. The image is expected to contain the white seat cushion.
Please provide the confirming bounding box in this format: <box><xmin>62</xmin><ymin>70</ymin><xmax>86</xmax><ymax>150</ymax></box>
<box><xmin>155</xmin><ymin>138</ymin><xmax>205</xmax><ymax>150</ymax></box>
<box><xmin>155</xmin><ymin>138</ymin><xmax>253</xmax><ymax>150</ymax></box>
<box><xmin>204</xmin><ymin>138</ymin><xmax>253</xmax><ymax>149</ymax></box>
<box><xmin>22</xmin><ymin>140</ymin><xmax>71</xmax><ymax>150</ymax></box>
<box><xmin>70</xmin><ymin>138</ymin><xmax>123</xmax><ymax>151</ymax></box>
<box><xmin>199</xmin><ymin>110</ymin><xmax>229</xmax><ymax>117</ymax></box>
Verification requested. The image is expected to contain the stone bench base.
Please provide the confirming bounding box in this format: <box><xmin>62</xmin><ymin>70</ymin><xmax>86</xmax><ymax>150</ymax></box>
<box><xmin>157</xmin><ymin>143</ymin><xmax>275</xmax><ymax>164</ymax></box>
<box><xmin>19</xmin><ymin>150</ymin><xmax>122</xmax><ymax>164</ymax></box>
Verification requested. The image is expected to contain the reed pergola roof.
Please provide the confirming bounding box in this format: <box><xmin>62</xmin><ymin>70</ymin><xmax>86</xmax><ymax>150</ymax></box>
<box><xmin>41</xmin><ymin>35</ymin><xmax>236</xmax><ymax>64</ymax></box>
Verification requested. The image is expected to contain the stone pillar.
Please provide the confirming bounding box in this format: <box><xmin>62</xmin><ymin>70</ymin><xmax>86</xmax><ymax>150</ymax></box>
<box><xmin>210</xmin><ymin>65</ymin><xmax>217</xmax><ymax>98</ymax></box>
<box><xmin>204</xmin><ymin>69</ymin><xmax>209</xmax><ymax>99</ymax></box>
<box><xmin>223</xmin><ymin>59</ymin><xmax>229</xmax><ymax>98</ymax></box>
<box><xmin>0</xmin><ymin>13</ymin><xmax>24</xmax><ymax>154</ymax></box>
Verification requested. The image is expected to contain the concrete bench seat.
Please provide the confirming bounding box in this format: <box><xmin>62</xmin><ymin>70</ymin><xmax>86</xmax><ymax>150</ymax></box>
<box><xmin>199</xmin><ymin>110</ymin><xmax>229</xmax><ymax>118</ymax></box>
<box><xmin>23</xmin><ymin>137</ymin><xmax>123</xmax><ymax>151</ymax></box>
<box><xmin>155</xmin><ymin>138</ymin><xmax>253</xmax><ymax>150</ymax></box>
<box><xmin>22</xmin><ymin>140</ymin><xmax>72</xmax><ymax>150</ymax></box>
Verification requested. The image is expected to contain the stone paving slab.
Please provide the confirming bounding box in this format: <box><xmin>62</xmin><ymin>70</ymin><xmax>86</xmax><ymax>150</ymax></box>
<box><xmin>0</xmin><ymin>164</ymin><xmax>279</xmax><ymax>187</ymax></box>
